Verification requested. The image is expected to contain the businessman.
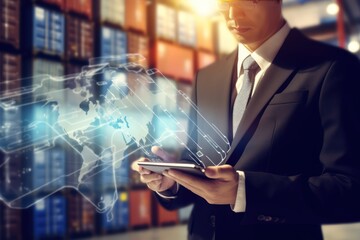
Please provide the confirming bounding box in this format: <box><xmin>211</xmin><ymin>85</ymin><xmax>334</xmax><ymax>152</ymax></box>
<box><xmin>133</xmin><ymin>0</ymin><xmax>360</xmax><ymax>239</ymax></box>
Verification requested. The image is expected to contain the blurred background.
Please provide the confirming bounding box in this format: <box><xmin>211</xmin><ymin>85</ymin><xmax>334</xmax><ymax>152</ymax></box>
<box><xmin>0</xmin><ymin>0</ymin><xmax>360</xmax><ymax>239</ymax></box>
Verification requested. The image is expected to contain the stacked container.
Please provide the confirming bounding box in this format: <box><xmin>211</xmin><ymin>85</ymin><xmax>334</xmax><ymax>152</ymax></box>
<box><xmin>32</xmin><ymin>195</ymin><xmax>67</xmax><ymax>239</ymax></box>
<box><xmin>100</xmin><ymin>26</ymin><xmax>127</xmax><ymax>58</ymax></box>
<box><xmin>0</xmin><ymin>0</ymin><xmax>20</xmax><ymax>48</ymax></box>
<box><xmin>65</xmin><ymin>0</ymin><xmax>93</xmax><ymax>19</ymax></box>
<box><xmin>177</xmin><ymin>10</ymin><xmax>196</xmax><ymax>48</ymax></box>
<box><xmin>0</xmin><ymin>204</ymin><xmax>22</xmax><ymax>240</ymax></box>
<box><xmin>99</xmin><ymin>191</ymin><xmax>129</xmax><ymax>233</ymax></box>
<box><xmin>129</xmin><ymin>189</ymin><xmax>152</xmax><ymax>228</ymax></box>
<box><xmin>67</xmin><ymin>191</ymin><xmax>95</xmax><ymax>237</ymax></box>
<box><xmin>0</xmin><ymin>53</ymin><xmax>21</xmax><ymax>90</ymax></box>
<box><xmin>100</xmin><ymin>0</ymin><xmax>125</xmax><ymax>27</ymax></box>
<box><xmin>32</xmin><ymin>6</ymin><xmax>65</xmax><ymax>56</ymax></box>
<box><xmin>66</xmin><ymin>15</ymin><xmax>94</xmax><ymax>60</ymax></box>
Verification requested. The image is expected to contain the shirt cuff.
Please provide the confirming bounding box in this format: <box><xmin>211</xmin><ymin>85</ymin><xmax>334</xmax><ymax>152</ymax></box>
<box><xmin>230</xmin><ymin>171</ymin><xmax>246</xmax><ymax>212</ymax></box>
<box><xmin>156</xmin><ymin>182</ymin><xmax>179</xmax><ymax>199</ymax></box>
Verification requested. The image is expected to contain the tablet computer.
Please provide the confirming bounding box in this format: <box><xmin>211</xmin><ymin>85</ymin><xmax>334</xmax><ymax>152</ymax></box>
<box><xmin>137</xmin><ymin>161</ymin><xmax>206</xmax><ymax>178</ymax></box>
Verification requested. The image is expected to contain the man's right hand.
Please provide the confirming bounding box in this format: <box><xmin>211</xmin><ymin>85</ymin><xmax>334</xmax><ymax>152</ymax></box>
<box><xmin>131</xmin><ymin>146</ymin><xmax>177</xmax><ymax>193</ymax></box>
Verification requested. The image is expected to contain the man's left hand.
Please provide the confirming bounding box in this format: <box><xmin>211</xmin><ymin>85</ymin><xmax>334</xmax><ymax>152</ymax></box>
<box><xmin>163</xmin><ymin>164</ymin><xmax>239</xmax><ymax>205</ymax></box>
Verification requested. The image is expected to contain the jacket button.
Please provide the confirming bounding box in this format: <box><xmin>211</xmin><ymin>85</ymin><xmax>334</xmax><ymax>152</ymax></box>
<box><xmin>257</xmin><ymin>215</ymin><xmax>265</xmax><ymax>221</ymax></box>
<box><xmin>210</xmin><ymin>215</ymin><xmax>216</xmax><ymax>227</ymax></box>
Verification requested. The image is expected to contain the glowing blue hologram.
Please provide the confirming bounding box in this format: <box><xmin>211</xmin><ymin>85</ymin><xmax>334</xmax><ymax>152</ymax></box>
<box><xmin>0</xmin><ymin>54</ymin><xmax>230</xmax><ymax>218</ymax></box>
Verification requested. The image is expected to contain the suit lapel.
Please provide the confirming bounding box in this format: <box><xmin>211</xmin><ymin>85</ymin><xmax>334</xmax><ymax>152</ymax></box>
<box><xmin>199</xmin><ymin>50</ymin><xmax>237</xmax><ymax>146</ymax></box>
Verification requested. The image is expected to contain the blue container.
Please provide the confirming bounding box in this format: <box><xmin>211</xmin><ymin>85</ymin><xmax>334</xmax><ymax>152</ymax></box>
<box><xmin>101</xmin><ymin>192</ymin><xmax>129</xmax><ymax>231</ymax></box>
<box><xmin>32</xmin><ymin>147</ymin><xmax>65</xmax><ymax>192</ymax></box>
<box><xmin>33</xmin><ymin>196</ymin><xmax>66</xmax><ymax>239</ymax></box>
<box><xmin>100</xmin><ymin>27</ymin><xmax>127</xmax><ymax>60</ymax></box>
<box><xmin>51</xmin><ymin>196</ymin><xmax>67</xmax><ymax>236</ymax></box>
<box><xmin>33</xmin><ymin>6</ymin><xmax>65</xmax><ymax>55</ymax></box>
<box><xmin>33</xmin><ymin>199</ymin><xmax>48</xmax><ymax>239</ymax></box>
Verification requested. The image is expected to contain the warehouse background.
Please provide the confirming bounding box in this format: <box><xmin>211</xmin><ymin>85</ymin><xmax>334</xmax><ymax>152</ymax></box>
<box><xmin>0</xmin><ymin>0</ymin><xmax>360</xmax><ymax>239</ymax></box>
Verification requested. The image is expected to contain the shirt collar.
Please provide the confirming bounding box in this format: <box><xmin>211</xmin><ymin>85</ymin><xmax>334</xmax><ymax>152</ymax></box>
<box><xmin>237</xmin><ymin>22</ymin><xmax>291</xmax><ymax>76</ymax></box>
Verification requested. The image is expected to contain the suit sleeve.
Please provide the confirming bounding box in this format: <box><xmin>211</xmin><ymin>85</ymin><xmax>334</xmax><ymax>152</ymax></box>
<box><xmin>242</xmin><ymin>54</ymin><xmax>360</xmax><ymax>224</ymax></box>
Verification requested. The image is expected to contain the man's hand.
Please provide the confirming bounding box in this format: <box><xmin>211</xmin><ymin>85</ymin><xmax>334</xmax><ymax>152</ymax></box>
<box><xmin>163</xmin><ymin>165</ymin><xmax>239</xmax><ymax>205</ymax></box>
<box><xmin>131</xmin><ymin>146</ymin><xmax>177</xmax><ymax>193</ymax></box>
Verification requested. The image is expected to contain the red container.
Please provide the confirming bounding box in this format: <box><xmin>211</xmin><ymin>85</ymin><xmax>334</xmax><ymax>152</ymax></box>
<box><xmin>0</xmin><ymin>53</ymin><xmax>21</xmax><ymax>92</ymax></box>
<box><xmin>0</xmin><ymin>204</ymin><xmax>22</xmax><ymax>240</ymax></box>
<box><xmin>196</xmin><ymin>16</ymin><xmax>215</xmax><ymax>52</ymax></box>
<box><xmin>128</xmin><ymin>32</ymin><xmax>149</xmax><ymax>68</ymax></box>
<box><xmin>0</xmin><ymin>0</ymin><xmax>20</xmax><ymax>48</ymax></box>
<box><xmin>153</xmin><ymin>199</ymin><xmax>178</xmax><ymax>226</ymax></box>
<box><xmin>125</xmin><ymin>0</ymin><xmax>147</xmax><ymax>33</ymax></box>
<box><xmin>154</xmin><ymin>41</ymin><xmax>194</xmax><ymax>81</ymax></box>
<box><xmin>65</xmin><ymin>0</ymin><xmax>93</xmax><ymax>19</ymax></box>
<box><xmin>67</xmin><ymin>192</ymin><xmax>95</xmax><ymax>236</ymax></box>
<box><xmin>129</xmin><ymin>189</ymin><xmax>152</xmax><ymax>228</ymax></box>
<box><xmin>196</xmin><ymin>51</ymin><xmax>216</xmax><ymax>70</ymax></box>
<box><xmin>38</xmin><ymin>0</ymin><xmax>65</xmax><ymax>9</ymax></box>
<box><xmin>66</xmin><ymin>16</ymin><xmax>94</xmax><ymax>60</ymax></box>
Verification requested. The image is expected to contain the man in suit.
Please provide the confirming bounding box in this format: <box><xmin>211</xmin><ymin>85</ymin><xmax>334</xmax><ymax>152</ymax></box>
<box><xmin>133</xmin><ymin>0</ymin><xmax>360</xmax><ymax>239</ymax></box>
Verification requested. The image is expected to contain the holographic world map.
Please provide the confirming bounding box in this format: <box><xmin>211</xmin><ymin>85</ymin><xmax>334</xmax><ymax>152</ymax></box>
<box><xmin>0</xmin><ymin>54</ymin><xmax>229</xmax><ymax>219</ymax></box>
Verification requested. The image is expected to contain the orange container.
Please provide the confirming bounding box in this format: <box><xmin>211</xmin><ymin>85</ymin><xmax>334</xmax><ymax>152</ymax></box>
<box><xmin>125</xmin><ymin>0</ymin><xmax>147</xmax><ymax>33</ymax></box>
<box><xmin>128</xmin><ymin>32</ymin><xmax>150</xmax><ymax>67</ymax></box>
<box><xmin>65</xmin><ymin>0</ymin><xmax>93</xmax><ymax>19</ymax></box>
<box><xmin>129</xmin><ymin>189</ymin><xmax>152</xmax><ymax>228</ymax></box>
<box><xmin>196</xmin><ymin>51</ymin><xmax>216</xmax><ymax>70</ymax></box>
<box><xmin>196</xmin><ymin>16</ymin><xmax>215</xmax><ymax>52</ymax></box>
<box><xmin>153</xmin><ymin>199</ymin><xmax>178</xmax><ymax>226</ymax></box>
<box><xmin>155</xmin><ymin>41</ymin><xmax>194</xmax><ymax>81</ymax></box>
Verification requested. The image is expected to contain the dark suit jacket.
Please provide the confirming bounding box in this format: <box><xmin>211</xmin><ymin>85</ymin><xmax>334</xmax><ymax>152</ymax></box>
<box><xmin>157</xmin><ymin>29</ymin><xmax>360</xmax><ymax>240</ymax></box>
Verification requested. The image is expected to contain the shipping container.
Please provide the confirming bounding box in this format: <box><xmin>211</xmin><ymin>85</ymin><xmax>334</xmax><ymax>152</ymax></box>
<box><xmin>127</xmin><ymin>32</ymin><xmax>149</xmax><ymax>67</ymax></box>
<box><xmin>100</xmin><ymin>0</ymin><xmax>125</xmax><ymax>27</ymax></box>
<box><xmin>196</xmin><ymin>51</ymin><xmax>216</xmax><ymax>70</ymax></box>
<box><xmin>65</xmin><ymin>0</ymin><xmax>92</xmax><ymax>19</ymax></box>
<box><xmin>66</xmin><ymin>15</ymin><xmax>94</xmax><ymax>60</ymax></box>
<box><xmin>67</xmin><ymin>191</ymin><xmax>95</xmax><ymax>236</ymax></box>
<box><xmin>153</xmin><ymin>199</ymin><xmax>178</xmax><ymax>226</ymax></box>
<box><xmin>154</xmin><ymin>41</ymin><xmax>194</xmax><ymax>81</ymax></box>
<box><xmin>196</xmin><ymin>16</ymin><xmax>215</xmax><ymax>52</ymax></box>
<box><xmin>0</xmin><ymin>0</ymin><xmax>20</xmax><ymax>48</ymax></box>
<box><xmin>129</xmin><ymin>189</ymin><xmax>152</xmax><ymax>228</ymax></box>
<box><xmin>0</xmin><ymin>204</ymin><xmax>22</xmax><ymax>240</ymax></box>
<box><xmin>32</xmin><ymin>6</ymin><xmax>65</xmax><ymax>56</ymax></box>
<box><xmin>100</xmin><ymin>26</ymin><xmax>127</xmax><ymax>59</ymax></box>
<box><xmin>32</xmin><ymin>58</ymin><xmax>64</xmax><ymax>77</ymax></box>
<box><xmin>125</xmin><ymin>0</ymin><xmax>147</xmax><ymax>33</ymax></box>
<box><xmin>148</xmin><ymin>2</ymin><xmax>176</xmax><ymax>42</ymax></box>
<box><xmin>0</xmin><ymin>53</ymin><xmax>21</xmax><ymax>91</ymax></box>
<box><xmin>100</xmin><ymin>191</ymin><xmax>129</xmax><ymax>232</ymax></box>
<box><xmin>33</xmin><ymin>195</ymin><xmax>67</xmax><ymax>239</ymax></box>
<box><xmin>177</xmin><ymin>10</ymin><xmax>196</xmax><ymax>47</ymax></box>
<box><xmin>32</xmin><ymin>146</ymin><xmax>65</xmax><ymax>192</ymax></box>
<box><xmin>37</xmin><ymin>0</ymin><xmax>65</xmax><ymax>10</ymax></box>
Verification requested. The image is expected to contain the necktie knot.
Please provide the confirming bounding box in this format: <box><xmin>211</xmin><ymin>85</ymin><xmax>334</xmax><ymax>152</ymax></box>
<box><xmin>242</xmin><ymin>55</ymin><xmax>258</xmax><ymax>71</ymax></box>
